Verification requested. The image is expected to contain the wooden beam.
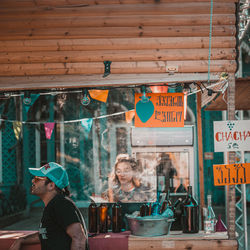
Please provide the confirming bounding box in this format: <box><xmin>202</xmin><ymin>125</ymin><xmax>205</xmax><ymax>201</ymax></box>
<box><xmin>0</xmin><ymin>14</ymin><xmax>235</xmax><ymax>29</ymax></box>
<box><xmin>226</xmin><ymin>74</ymin><xmax>236</xmax><ymax>239</ymax></box>
<box><xmin>0</xmin><ymin>48</ymin><xmax>236</xmax><ymax>63</ymax></box>
<box><xmin>0</xmin><ymin>60</ymin><xmax>237</xmax><ymax>76</ymax></box>
<box><xmin>0</xmin><ymin>3</ymin><xmax>236</xmax><ymax>17</ymax></box>
<box><xmin>196</xmin><ymin>91</ymin><xmax>205</xmax><ymax>230</ymax></box>
<box><xmin>0</xmin><ymin>25</ymin><xmax>236</xmax><ymax>40</ymax></box>
<box><xmin>0</xmin><ymin>73</ymin><xmax>221</xmax><ymax>91</ymax></box>
<box><xmin>0</xmin><ymin>0</ymin><xmax>238</xmax><ymax>9</ymax></box>
<box><xmin>0</xmin><ymin>37</ymin><xmax>236</xmax><ymax>52</ymax></box>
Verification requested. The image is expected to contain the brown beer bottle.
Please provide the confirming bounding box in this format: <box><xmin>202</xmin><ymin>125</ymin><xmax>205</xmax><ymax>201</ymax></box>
<box><xmin>160</xmin><ymin>190</ymin><xmax>172</xmax><ymax>214</ymax></box>
<box><xmin>99</xmin><ymin>203</ymin><xmax>108</xmax><ymax>233</ymax></box>
<box><xmin>140</xmin><ymin>203</ymin><xmax>149</xmax><ymax>217</ymax></box>
<box><xmin>88</xmin><ymin>202</ymin><xmax>97</xmax><ymax>233</ymax></box>
<box><xmin>112</xmin><ymin>203</ymin><xmax>122</xmax><ymax>233</ymax></box>
<box><xmin>182</xmin><ymin>186</ymin><xmax>199</xmax><ymax>233</ymax></box>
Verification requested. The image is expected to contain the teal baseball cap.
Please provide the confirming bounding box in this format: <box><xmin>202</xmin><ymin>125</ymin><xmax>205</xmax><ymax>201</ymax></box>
<box><xmin>29</xmin><ymin>162</ymin><xmax>69</xmax><ymax>189</ymax></box>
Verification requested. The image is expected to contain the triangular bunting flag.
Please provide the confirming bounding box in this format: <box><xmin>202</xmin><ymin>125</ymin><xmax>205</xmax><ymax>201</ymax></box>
<box><xmin>44</xmin><ymin>122</ymin><xmax>55</xmax><ymax>140</ymax></box>
<box><xmin>216</xmin><ymin>214</ymin><xmax>227</xmax><ymax>232</ymax></box>
<box><xmin>80</xmin><ymin>118</ymin><xmax>93</xmax><ymax>133</ymax></box>
<box><xmin>88</xmin><ymin>90</ymin><xmax>109</xmax><ymax>103</ymax></box>
<box><xmin>125</xmin><ymin>110</ymin><xmax>135</xmax><ymax>123</ymax></box>
<box><xmin>22</xmin><ymin>94</ymin><xmax>40</xmax><ymax>113</ymax></box>
<box><xmin>13</xmin><ymin>121</ymin><xmax>22</xmax><ymax>140</ymax></box>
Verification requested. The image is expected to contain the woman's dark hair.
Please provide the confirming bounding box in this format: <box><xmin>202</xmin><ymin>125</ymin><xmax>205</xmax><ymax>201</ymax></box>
<box><xmin>45</xmin><ymin>178</ymin><xmax>71</xmax><ymax>197</ymax></box>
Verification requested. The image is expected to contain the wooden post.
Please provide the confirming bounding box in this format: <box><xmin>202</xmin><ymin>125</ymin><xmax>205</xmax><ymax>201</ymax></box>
<box><xmin>196</xmin><ymin>91</ymin><xmax>205</xmax><ymax>230</ymax></box>
<box><xmin>226</xmin><ymin>74</ymin><xmax>236</xmax><ymax>239</ymax></box>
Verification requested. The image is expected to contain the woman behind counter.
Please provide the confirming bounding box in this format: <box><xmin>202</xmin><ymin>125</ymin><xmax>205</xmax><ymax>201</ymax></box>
<box><xmin>108</xmin><ymin>154</ymin><xmax>155</xmax><ymax>203</ymax></box>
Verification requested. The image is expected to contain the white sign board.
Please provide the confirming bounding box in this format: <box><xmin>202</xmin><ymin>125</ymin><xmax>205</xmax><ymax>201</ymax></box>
<box><xmin>214</xmin><ymin>120</ymin><xmax>250</xmax><ymax>152</ymax></box>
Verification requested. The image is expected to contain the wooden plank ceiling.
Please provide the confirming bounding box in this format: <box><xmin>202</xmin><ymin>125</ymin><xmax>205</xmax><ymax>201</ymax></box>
<box><xmin>0</xmin><ymin>0</ymin><xmax>237</xmax><ymax>90</ymax></box>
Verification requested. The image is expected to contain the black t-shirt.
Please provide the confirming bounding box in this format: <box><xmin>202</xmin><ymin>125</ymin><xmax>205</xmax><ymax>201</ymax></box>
<box><xmin>39</xmin><ymin>194</ymin><xmax>81</xmax><ymax>250</ymax></box>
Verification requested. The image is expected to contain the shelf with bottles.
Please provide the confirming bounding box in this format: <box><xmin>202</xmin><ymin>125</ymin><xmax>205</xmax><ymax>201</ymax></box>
<box><xmin>158</xmin><ymin>178</ymin><xmax>188</xmax><ymax>198</ymax></box>
<box><xmin>157</xmin><ymin>175</ymin><xmax>189</xmax><ymax>195</ymax></box>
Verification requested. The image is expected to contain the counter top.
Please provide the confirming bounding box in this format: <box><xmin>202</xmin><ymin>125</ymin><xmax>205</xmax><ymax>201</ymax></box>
<box><xmin>0</xmin><ymin>230</ymin><xmax>237</xmax><ymax>250</ymax></box>
<box><xmin>0</xmin><ymin>230</ymin><xmax>40</xmax><ymax>250</ymax></box>
<box><xmin>130</xmin><ymin>230</ymin><xmax>229</xmax><ymax>239</ymax></box>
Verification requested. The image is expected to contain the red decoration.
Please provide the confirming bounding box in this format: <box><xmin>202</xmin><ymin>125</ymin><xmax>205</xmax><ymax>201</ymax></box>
<box><xmin>215</xmin><ymin>214</ymin><xmax>227</xmax><ymax>232</ymax></box>
<box><xmin>150</xmin><ymin>85</ymin><xmax>168</xmax><ymax>93</ymax></box>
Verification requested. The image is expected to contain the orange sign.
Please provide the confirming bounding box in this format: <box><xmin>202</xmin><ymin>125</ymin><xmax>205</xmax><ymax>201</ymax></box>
<box><xmin>135</xmin><ymin>93</ymin><xmax>184</xmax><ymax>127</ymax></box>
<box><xmin>213</xmin><ymin>163</ymin><xmax>250</xmax><ymax>186</ymax></box>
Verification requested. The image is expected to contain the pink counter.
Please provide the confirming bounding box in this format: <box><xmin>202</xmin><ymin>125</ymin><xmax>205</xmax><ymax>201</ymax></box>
<box><xmin>0</xmin><ymin>230</ymin><xmax>129</xmax><ymax>250</ymax></box>
<box><xmin>0</xmin><ymin>230</ymin><xmax>238</xmax><ymax>250</ymax></box>
<box><xmin>0</xmin><ymin>231</ymin><xmax>41</xmax><ymax>250</ymax></box>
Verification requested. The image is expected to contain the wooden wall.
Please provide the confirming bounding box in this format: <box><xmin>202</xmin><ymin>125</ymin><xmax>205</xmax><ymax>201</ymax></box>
<box><xmin>0</xmin><ymin>0</ymin><xmax>237</xmax><ymax>89</ymax></box>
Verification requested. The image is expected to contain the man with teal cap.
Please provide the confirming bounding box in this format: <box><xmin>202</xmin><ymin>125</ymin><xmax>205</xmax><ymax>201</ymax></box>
<box><xmin>9</xmin><ymin>162</ymin><xmax>87</xmax><ymax>250</ymax></box>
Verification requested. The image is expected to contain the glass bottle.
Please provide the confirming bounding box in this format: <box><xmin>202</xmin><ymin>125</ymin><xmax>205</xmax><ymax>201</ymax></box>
<box><xmin>140</xmin><ymin>203</ymin><xmax>149</xmax><ymax>217</ymax></box>
<box><xmin>171</xmin><ymin>198</ymin><xmax>183</xmax><ymax>230</ymax></box>
<box><xmin>157</xmin><ymin>162</ymin><xmax>166</xmax><ymax>193</ymax></box>
<box><xmin>152</xmin><ymin>192</ymin><xmax>161</xmax><ymax>215</ymax></box>
<box><xmin>204</xmin><ymin>195</ymin><xmax>216</xmax><ymax>233</ymax></box>
<box><xmin>148</xmin><ymin>203</ymin><xmax>152</xmax><ymax>215</ymax></box>
<box><xmin>88</xmin><ymin>202</ymin><xmax>97</xmax><ymax>233</ymax></box>
<box><xmin>152</xmin><ymin>201</ymin><xmax>161</xmax><ymax>215</ymax></box>
<box><xmin>160</xmin><ymin>190</ymin><xmax>172</xmax><ymax>214</ymax></box>
<box><xmin>99</xmin><ymin>203</ymin><xmax>108</xmax><ymax>233</ymax></box>
<box><xmin>176</xmin><ymin>178</ymin><xmax>187</xmax><ymax>193</ymax></box>
<box><xmin>112</xmin><ymin>203</ymin><xmax>122</xmax><ymax>233</ymax></box>
<box><xmin>169</xmin><ymin>167</ymin><xmax>177</xmax><ymax>193</ymax></box>
<box><xmin>182</xmin><ymin>186</ymin><xmax>199</xmax><ymax>233</ymax></box>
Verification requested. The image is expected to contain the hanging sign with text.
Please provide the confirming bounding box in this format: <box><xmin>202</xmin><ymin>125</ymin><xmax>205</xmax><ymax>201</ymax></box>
<box><xmin>213</xmin><ymin>120</ymin><xmax>250</xmax><ymax>152</ymax></box>
<box><xmin>213</xmin><ymin>163</ymin><xmax>250</xmax><ymax>186</ymax></box>
<box><xmin>135</xmin><ymin>93</ymin><xmax>184</xmax><ymax>127</ymax></box>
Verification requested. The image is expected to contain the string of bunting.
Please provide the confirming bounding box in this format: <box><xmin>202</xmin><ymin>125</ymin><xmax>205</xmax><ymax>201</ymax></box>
<box><xmin>2</xmin><ymin>110</ymin><xmax>135</xmax><ymax>140</ymax></box>
<box><xmin>0</xmin><ymin>109</ymin><xmax>135</xmax><ymax>125</ymax></box>
<box><xmin>1</xmin><ymin>80</ymin><xmax>226</xmax><ymax>140</ymax></box>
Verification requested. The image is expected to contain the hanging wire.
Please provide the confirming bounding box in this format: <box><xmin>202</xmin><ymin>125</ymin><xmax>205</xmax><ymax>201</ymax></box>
<box><xmin>0</xmin><ymin>79</ymin><xmax>226</xmax><ymax>124</ymax></box>
<box><xmin>0</xmin><ymin>109</ymin><xmax>135</xmax><ymax>124</ymax></box>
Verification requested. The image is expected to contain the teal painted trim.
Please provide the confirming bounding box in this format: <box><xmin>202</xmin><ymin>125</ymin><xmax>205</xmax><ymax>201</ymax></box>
<box><xmin>0</xmin><ymin>115</ymin><xmax>2</xmax><ymax>183</ymax></box>
<box><xmin>242</xmin><ymin>53</ymin><xmax>250</xmax><ymax>77</ymax></box>
<box><xmin>202</xmin><ymin>109</ymin><xmax>225</xmax><ymax>205</ymax></box>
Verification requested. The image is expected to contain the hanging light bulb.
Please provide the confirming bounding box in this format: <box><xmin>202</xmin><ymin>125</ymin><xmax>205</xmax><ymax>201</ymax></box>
<box><xmin>57</xmin><ymin>93</ymin><xmax>67</xmax><ymax>109</ymax></box>
<box><xmin>81</xmin><ymin>89</ymin><xmax>90</xmax><ymax>106</ymax></box>
<box><xmin>182</xmin><ymin>83</ymin><xmax>190</xmax><ymax>121</ymax></box>
<box><xmin>23</xmin><ymin>91</ymin><xmax>31</xmax><ymax>105</ymax></box>
<box><xmin>150</xmin><ymin>85</ymin><xmax>168</xmax><ymax>93</ymax></box>
<box><xmin>182</xmin><ymin>83</ymin><xmax>191</xmax><ymax>94</ymax></box>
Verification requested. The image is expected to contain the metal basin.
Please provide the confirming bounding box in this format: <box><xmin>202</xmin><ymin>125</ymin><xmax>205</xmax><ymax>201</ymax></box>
<box><xmin>126</xmin><ymin>215</ymin><xmax>174</xmax><ymax>237</ymax></box>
